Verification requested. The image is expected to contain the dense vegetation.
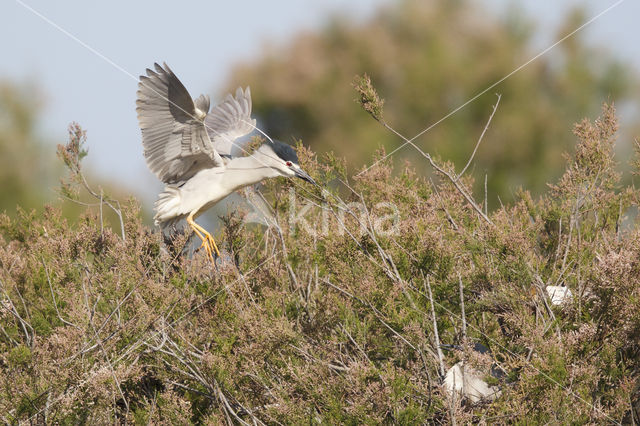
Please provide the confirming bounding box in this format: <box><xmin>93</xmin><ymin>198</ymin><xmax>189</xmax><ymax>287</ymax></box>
<box><xmin>1</xmin><ymin>102</ymin><xmax>638</xmax><ymax>423</ymax></box>
<box><xmin>0</xmin><ymin>82</ymin><xmax>52</xmax><ymax>213</ymax></box>
<box><xmin>1</xmin><ymin>1</ymin><xmax>639</xmax><ymax>423</ymax></box>
<box><xmin>226</xmin><ymin>1</ymin><xmax>636</xmax><ymax>206</ymax></box>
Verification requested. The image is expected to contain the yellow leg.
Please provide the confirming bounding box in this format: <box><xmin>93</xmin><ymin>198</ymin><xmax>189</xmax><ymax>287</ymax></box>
<box><xmin>186</xmin><ymin>214</ymin><xmax>221</xmax><ymax>263</ymax></box>
<box><xmin>190</xmin><ymin>219</ymin><xmax>221</xmax><ymax>258</ymax></box>
<box><xmin>187</xmin><ymin>216</ymin><xmax>215</xmax><ymax>263</ymax></box>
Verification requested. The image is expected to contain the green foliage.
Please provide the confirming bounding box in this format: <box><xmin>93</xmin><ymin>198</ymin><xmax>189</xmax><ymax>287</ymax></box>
<box><xmin>0</xmin><ymin>105</ymin><xmax>638</xmax><ymax>423</ymax></box>
<box><xmin>56</xmin><ymin>123</ymin><xmax>89</xmax><ymax>201</ymax></box>
<box><xmin>0</xmin><ymin>82</ymin><xmax>140</xmax><ymax>227</ymax></box>
<box><xmin>0</xmin><ymin>82</ymin><xmax>51</xmax><ymax>212</ymax></box>
<box><xmin>225</xmin><ymin>1</ymin><xmax>636</xmax><ymax>208</ymax></box>
<box><xmin>353</xmin><ymin>74</ymin><xmax>384</xmax><ymax>122</ymax></box>
<box><xmin>8</xmin><ymin>345</ymin><xmax>31</xmax><ymax>366</ymax></box>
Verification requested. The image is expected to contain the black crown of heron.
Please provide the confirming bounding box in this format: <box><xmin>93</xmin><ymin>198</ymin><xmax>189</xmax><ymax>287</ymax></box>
<box><xmin>136</xmin><ymin>63</ymin><xmax>315</xmax><ymax>263</ymax></box>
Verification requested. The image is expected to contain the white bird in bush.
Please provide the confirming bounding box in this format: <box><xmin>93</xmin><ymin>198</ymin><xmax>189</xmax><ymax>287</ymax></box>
<box><xmin>443</xmin><ymin>362</ymin><xmax>501</xmax><ymax>403</ymax></box>
<box><xmin>136</xmin><ymin>63</ymin><xmax>315</xmax><ymax>263</ymax></box>
<box><xmin>545</xmin><ymin>285</ymin><xmax>573</xmax><ymax>306</ymax></box>
<box><xmin>442</xmin><ymin>343</ymin><xmax>502</xmax><ymax>403</ymax></box>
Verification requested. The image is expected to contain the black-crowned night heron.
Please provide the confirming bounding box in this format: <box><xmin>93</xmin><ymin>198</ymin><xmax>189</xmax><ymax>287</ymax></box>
<box><xmin>441</xmin><ymin>343</ymin><xmax>504</xmax><ymax>403</ymax></box>
<box><xmin>136</xmin><ymin>63</ymin><xmax>315</xmax><ymax>263</ymax></box>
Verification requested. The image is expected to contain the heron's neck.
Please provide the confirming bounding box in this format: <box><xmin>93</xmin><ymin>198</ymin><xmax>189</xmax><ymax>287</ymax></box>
<box><xmin>223</xmin><ymin>153</ymin><xmax>279</xmax><ymax>191</ymax></box>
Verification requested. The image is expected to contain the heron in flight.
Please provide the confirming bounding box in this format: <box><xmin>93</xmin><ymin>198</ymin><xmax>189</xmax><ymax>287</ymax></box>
<box><xmin>136</xmin><ymin>63</ymin><xmax>315</xmax><ymax>263</ymax></box>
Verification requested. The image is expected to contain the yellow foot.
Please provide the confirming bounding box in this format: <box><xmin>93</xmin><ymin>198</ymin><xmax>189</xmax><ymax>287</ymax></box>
<box><xmin>199</xmin><ymin>238</ymin><xmax>216</xmax><ymax>264</ymax></box>
<box><xmin>202</xmin><ymin>232</ymin><xmax>221</xmax><ymax>258</ymax></box>
<box><xmin>197</xmin><ymin>233</ymin><xmax>221</xmax><ymax>262</ymax></box>
<box><xmin>187</xmin><ymin>214</ymin><xmax>221</xmax><ymax>265</ymax></box>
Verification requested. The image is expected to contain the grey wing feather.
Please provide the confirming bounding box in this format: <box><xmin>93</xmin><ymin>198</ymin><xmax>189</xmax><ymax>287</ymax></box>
<box><xmin>204</xmin><ymin>87</ymin><xmax>256</xmax><ymax>157</ymax></box>
<box><xmin>194</xmin><ymin>94</ymin><xmax>210</xmax><ymax>113</ymax></box>
<box><xmin>136</xmin><ymin>62</ymin><xmax>223</xmax><ymax>184</ymax></box>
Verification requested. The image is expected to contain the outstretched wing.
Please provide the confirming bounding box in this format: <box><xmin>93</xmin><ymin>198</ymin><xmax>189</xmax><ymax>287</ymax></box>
<box><xmin>204</xmin><ymin>87</ymin><xmax>256</xmax><ymax>157</ymax></box>
<box><xmin>136</xmin><ymin>62</ymin><xmax>223</xmax><ymax>184</ymax></box>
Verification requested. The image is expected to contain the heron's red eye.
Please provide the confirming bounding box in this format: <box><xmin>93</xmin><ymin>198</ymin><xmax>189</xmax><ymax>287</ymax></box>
<box><xmin>286</xmin><ymin>161</ymin><xmax>292</xmax><ymax>167</ymax></box>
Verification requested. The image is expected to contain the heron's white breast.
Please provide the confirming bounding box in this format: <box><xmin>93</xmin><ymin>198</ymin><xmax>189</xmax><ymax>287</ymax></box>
<box><xmin>178</xmin><ymin>166</ymin><xmax>229</xmax><ymax>216</ymax></box>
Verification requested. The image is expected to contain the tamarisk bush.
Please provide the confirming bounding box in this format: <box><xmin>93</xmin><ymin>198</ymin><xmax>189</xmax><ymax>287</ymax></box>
<box><xmin>0</xmin><ymin>104</ymin><xmax>638</xmax><ymax>423</ymax></box>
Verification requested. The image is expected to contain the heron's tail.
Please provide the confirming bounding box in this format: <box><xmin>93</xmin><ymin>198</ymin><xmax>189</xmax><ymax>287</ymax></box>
<box><xmin>154</xmin><ymin>186</ymin><xmax>182</xmax><ymax>227</ymax></box>
<box><xmin>154</xmin><ymin>186</ymin><xmax>191</xmax><ymax>255</ymax></box>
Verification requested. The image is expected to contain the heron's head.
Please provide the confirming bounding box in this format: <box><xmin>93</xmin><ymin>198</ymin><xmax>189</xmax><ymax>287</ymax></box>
<box><xmin>257</xmin><ymin>140</ymin><xmax>315</xmax><ymax>184</ymax></box>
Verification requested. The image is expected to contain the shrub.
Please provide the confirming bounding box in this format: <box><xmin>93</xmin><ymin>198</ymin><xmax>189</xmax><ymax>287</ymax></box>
<box><xmin>0</xmin><ymin>104</ymin><xmax>638</xmax><ymax>423</ymax></box>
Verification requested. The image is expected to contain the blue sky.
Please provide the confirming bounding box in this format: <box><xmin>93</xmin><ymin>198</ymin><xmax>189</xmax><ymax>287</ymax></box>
<box><xmin>2</xmin><ymin>0</ymin><xmax>639</xmax><ymax>205</ymax></box>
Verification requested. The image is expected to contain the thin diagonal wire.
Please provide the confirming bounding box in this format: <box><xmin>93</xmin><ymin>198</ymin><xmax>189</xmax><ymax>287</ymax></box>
<box><xmin>14</xmin><ymin>0</ymin><xmax>137</xmax><ymax>80</ymax></box>
<box><xmin>13</xmin><ymin>0</ymin><xmax>287</xmax><ymax>173</ymax></box>
<box><xmin>9</xmin><ymin>1</ymin><xmax>380</xmax><ymax>420</ymax></box>
<box><xmin>13</xmin><ymin>0</ymin><xmax>625</xmax><ymax>422</ymax></box>
<box><xmin>11</xmin><ymin>3</ymin><xmax>298</xmax><ymax>419</ymax></box>
<box><xmin>357</xmin><ymin>0</ymin><xmax>627</xmax><ymax>176</ymax></box>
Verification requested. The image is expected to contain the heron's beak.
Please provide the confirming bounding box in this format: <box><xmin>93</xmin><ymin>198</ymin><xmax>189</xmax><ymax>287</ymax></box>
<box><xmin>294</xmin><ymin>168</ymin><xmax>315</xmax><ymax>185</ymax></box>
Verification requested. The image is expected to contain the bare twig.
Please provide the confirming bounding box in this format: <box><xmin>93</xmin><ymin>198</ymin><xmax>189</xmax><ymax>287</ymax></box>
<box><xmin>450</xmin><ymin>387</ymin><xmax>458</xmax><ymax>426</ymax></box>
<box><xmin>339</xmin><ymin>323</ymin><xmax>388</xmax><ymax>386</ymax></box>
<box><xmin>0</xmin><ymin>281</ymin><xmax>33</xmax><ymax>346</ymax></box>
<box><xmin>217</xmin><ymin>383</ymin><xmax>253</xmax><ymax>426</ymax></box>
<box><xmin>424</xmin><ymin>275</ymin><xmax>445</xmax><ymax>378</ymax></box>
<box><xmin>79</xmin><ymin>171</ymin><xmax>126</xmax><ymax>242</ymax></box>
<box><xmin>429</xmin><ymin>177</ymin><xmax>459</xmax><ymax>230</ymax></box>
<box><xmin>271</xmin><ymin>203</ymin><xmax>300</xmax><ymax>290</ymax></box>
<box><xmin>320</xmin><ymin>278</ymin><xmax>420</xmax><ymax>353</ymax></box>
<box><xmin>534</xmin><ymin>275</ymin><xmax>562</xmax><ymax>342</ymax></box>
<box><xmin>458</xmin><ymin>94</ymin><xmax>501</xmax><ymax>178</ymax></box>
<box><xmin>484</xmin><ymin>173</ymin><xmax>488</xmax><ymax>216</ymax></box>
<box><xmin>458</xmin><ymin>273</ymin><xmax>467</xmax><ymax>342</ymax></box>
<box><xmin>42</xmin><ymin>257</ymin><xmax>80</xmax><ymax>330</ymax></box>
<box><xmin>58</xmin><ymin>124</ymin><xmax>126</xmax><ymax>241</ymax></box>
<box><xmin>381</xmin><ymin>119</ymin><xmax>493</xmax><ymax>225</ymax></box>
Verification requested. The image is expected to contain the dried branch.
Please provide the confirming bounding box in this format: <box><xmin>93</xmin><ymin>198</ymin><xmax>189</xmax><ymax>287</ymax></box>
<box><xmin>424</xmin><ymin>275</ymin><xmax>445</xmax><ymax>378</ymax></box>
<box><xmin>57</xmin><ymin>123</ymin><xmax>126</xmax><ymax>241</ymax></box>
<box><xmin>380</xmin><ymin>119</ymin><xmax>493</xmax><ymax>225</ymax></box>
<box><xmin>352</xmin><ymin>74</ymin><xmax>384</xmax><ymax>121</ymax></box>
<box><xmin>0</xmin><ymin>280</ymin><xmax>33</xmax><ymax>346</ymax></box>
<box><xmin>458</xmin><ymin>272</ymin><xmax>467</xmax><ymax>342</ymax></box>
<box><xmin>353</xmin><ymin>77</ymin><xmax>495</xmax><ymax>225</ymax></box>
<box><xmin>458</xmin><ymin>94</ymin><xmax>501</xmax><ymax>178</ymax></box>
<box><xmin>42</xmin><ymin>258</ymin><xmax>80</xmax><ymax>330</ymax></box>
